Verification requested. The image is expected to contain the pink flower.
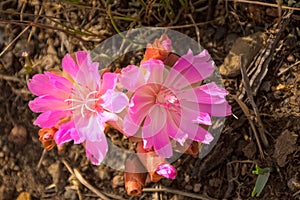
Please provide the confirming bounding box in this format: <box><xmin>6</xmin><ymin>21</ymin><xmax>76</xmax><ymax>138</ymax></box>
<box><xmin>120</xmin><ymin>49</ymin><xmax>231</xmax><ymax>158</ymax></box>
<box><xmin>156</xmin><ymin>164</ymin><xmax>176</xmax><ymax>179</ymax></box>
<box><xmin>28</xmin><ymin>51</ymin><xmax>128</xmax><ymax>165</ymax></box>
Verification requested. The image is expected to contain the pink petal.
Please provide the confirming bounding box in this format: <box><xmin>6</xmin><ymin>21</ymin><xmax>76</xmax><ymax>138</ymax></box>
<box><xmin>98</xmin><ymin>111</ymin><xmax>118</xmax><ymax>124</ymax></box>
<box><xmin>27</xmin><ymin>74</ymin><xmax>52</xmax><ymax>96</ymax></box>
<box><xmin>120</xmin><ymin>65</ymin><xmax>146</xmax><ymax>91</ymax></box>
<box><xmin>199</xmin><ymin>101</ymin><xmax>232</xmax><ymax>117</ymax></box>
<box><xmin>75</xmin><ymin>51</ymin><xmax>90</xmax><ymax>68</ymax></box>
<box><xmin>142</xmin><ymin>105</ymin><xmax>167</xmax><ymax>139</ymax></box>
<box><xmin>85</xmin><ymin>137</ymin><xmax>108</xmax><ymax>165</ymax></box>
<box><xmin>34</xmin><ymin>110</ymin><xmax>68</xmax><ymax>128</ymax></box>
<box><xmin>165</xmin><ymin>111</ymin><xmax>188</xmax><ymax>145</ymax></box>
<box><xmin>73</xmin><ymin>113</ymin><xmax>105</xmax><ymax>142</ymax></box>
<box><xmin>100</xmin><ymin>72</ymin><xmax>118</xmax><ymax>94</ymax></box>
<box><xmin>141</xmin><ymin>59</ymin><xmax>165</xmax><ymax>84</ymax></box>
<box><xmin>101</xmin><ymin>89</ymin><xmax>129</xmax><ymax>113</ymax></box>
<box><xmin>180</xmin><ymin>120</ymin><xmax>214</xmax><ymax>144</ymax></box>
<box><xmin>127</xmin><ymin>85</ymin><xmax>157</xmax><ymax>126</ymax></box>
<box><xmin>177</xmin><ymin>82</ymin><xmax>229</xmax><ymax>104</ymax></box>
<box><xmin>156</xmin><ymin>164</ymin><xmax>176</xmax><ymax>179</ymax></box>
<box><xmin>76</xmin><ymin>62</ymin><xmax>100</xmax><ymax>91</ymax></box>
<box><xmin>161</xmin><ymin>38</ymin><xmax>172</xmax><ymax>51</ymax></box>
<box><xmin>29</xmin><ymin>95</ymin><xmax>68</xmax><ymax>113</ymax></box>
<box><xmin>45</xmin><ymin>72</ymin><xmax>73</xmax><ymax>95</ymax></box>
<box><xmin>145</xmin><ymin>129</ymin><xmax>172</xmax><ymax>158</ymax></box>
<box><xmin>54</xmin><ymin>121</ymin><xmax>84</xmax><ymax>146</ymax></box>
<box><xmin>192</xmin><ymin>112</ymin><xmax>212</xmax><ymax>126</ymax></box>
<box><xmin>28</xmin><ymin>73</ymin><xmax>72</xmax><ymax>98</ymax></box>
<box><xmin>62</xmin><ymin>53</ymin><xmax>79</xmax><ymax>79</ymax></box>
<box><xmin>181</xmin><ymin>100</ymin><xmax>231</xmax><ymax>117</ymax></box>
<box><xmin>165</xmin><ymin>49</ymin><xmax>215</xmax><ymax>89</ymax></box>
<box><xmin>123</xmin><ymin>114</ymin><xmax>141</xmax><ymax>137</ymax></box>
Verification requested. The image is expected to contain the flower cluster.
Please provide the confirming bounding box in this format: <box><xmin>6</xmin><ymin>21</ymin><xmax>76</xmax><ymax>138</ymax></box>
<box><xmin>28</xmin><ymin>34</ymin><xmax>231</xmax><ymax>196</ymax></box>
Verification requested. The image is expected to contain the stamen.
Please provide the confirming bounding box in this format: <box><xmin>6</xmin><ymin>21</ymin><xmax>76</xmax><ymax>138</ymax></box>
<box><xmin>65</xmin><ymin>88</ymin><xmax>100</xmax><ymax>118</ymax></box>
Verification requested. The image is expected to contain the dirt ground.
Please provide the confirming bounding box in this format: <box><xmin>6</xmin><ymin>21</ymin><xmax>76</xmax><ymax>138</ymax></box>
<box><xmin>0</xmin><ymin>0</ymin><xmax>299</xmax><ymax>200</ymax></box>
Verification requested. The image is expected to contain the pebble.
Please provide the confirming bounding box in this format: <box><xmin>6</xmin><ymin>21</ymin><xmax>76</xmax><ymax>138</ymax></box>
<box><xmin>0</xmin><ymin>152</ymin><xmax>4</xmax><ymax>158</ymax></box>
<box><xmin>287</xmin><ymin>54</ymin><xmax>295</xmax><ymax>62</ymax></box>
<box><xmin>193</xmin><ymin>183</ymin><xmax>201</xmax><ymax>193</ymax></box>
<box><xmin>184</xmin><ymin>184</ymin><xmax>193</xmax><ymax>191</ymax></box>
<box><xmin>8</xmin><ymin>125</ymin><xmax>28</xmax><ymax>145</ymax></box>
<box><xmin>184</xmin><ymin>175</ymin><xmax>190</xmax><ymax>183</ymax></box>
<box><xmin>112</xmin><ymin>175</ymin><xmax>124</xmax><ymax>188</ymax></box>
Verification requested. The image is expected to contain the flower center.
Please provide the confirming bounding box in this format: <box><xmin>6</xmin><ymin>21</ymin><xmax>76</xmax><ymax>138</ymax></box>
<box><xmin>65</xmin><ymin>86</ymin><xmax>100</xmax><ymax>117</ymax></box>
<box><xmin>156</xmin><ymin>87</ymin><xmax>179</xmax><ymax>110</ymax></box>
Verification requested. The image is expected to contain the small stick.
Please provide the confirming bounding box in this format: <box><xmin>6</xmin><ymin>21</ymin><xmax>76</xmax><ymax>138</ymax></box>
<box><xmin>73</xmin><ymin>168</ymin><xmax>110</xmax><ymax>200</ymax></box>
<box><xmin>143</xmin><ymin>187</ymin><xmax>217</xmax><ymax>200</ymax></box>
<box><xmin>277</xmin><ymin>0</ymin><xmax>282</xmax><ymax>29</ymax></box>
<box><xmin>227</xmin><ymin>0</ymin><xmax>300</xmax><ymax>11</ymax></box>
<box><xmin>278</xmin><ymin>60</ymin><xmax>300</xmax><ymax>76</ymax></box>
<box><xmin>240</xmin><ymin>55</ymin><xmax>269</xmax><ymax>148</ymax></box>
<box><xmin>187</xmin><ymin>14</ymin><xmax>201</xmax><ymax>49</ymax></box>
<box><xmin>37</xmin><ymin>149</ymin><xmax>47</xmax><ymax>169</ymax></box>
<box><xmin>0</xmin><ymin>26</ymin><xmax>30</xmax><ymax>57</ymax></box>
<box><xmin>232</xmin><ymin>95</ymin><xmax>265</xmax><ymax>159</ymax></box>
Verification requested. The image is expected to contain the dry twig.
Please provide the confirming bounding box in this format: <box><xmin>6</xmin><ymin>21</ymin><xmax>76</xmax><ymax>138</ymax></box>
<box><xmin>239</xmin><ymin>55</ymin><xmax>269</xmax><ymax>148</ymax></box>
<box><xmin>228</xmin><ymin>0</ymin><xmax>300</xmax><ymax>11</ymax></box>
<box><xmin>143</xmin><ymin>187</ymin><xmax>217</xmax><ymax>200</ymax></box>
<box><xmin>232</xmin><ymin>95</ymin><xmax>265</xmax><ymax>159</ymax></box>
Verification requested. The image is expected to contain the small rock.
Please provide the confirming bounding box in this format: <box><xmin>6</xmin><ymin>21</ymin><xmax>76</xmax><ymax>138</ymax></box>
<box><xmin>219</xmin><ymin>32</ymin><xmax>267</xmax><ymax>77</ymax></box>
<box><xmin>112</xmin><ymin>175</ymin><xmax>124</xmax><ymax>188</ymax></box>
<box><xmin>273</xmin><ymin>130</ymin><xmax>298</xmax><ymax>167</ymax></box>
<box><xmin>63</xmin><ymin>188</ymin><xmax>77</xmax><ymax>200</ymax></box>
<box><xmin>0</xmin><ymin>152</ymin><xmax>4</xmax><ymax>158</ymax></box>
<box><xmin>13</xmin><ymin>165</ymin><xmax>20</xmax><ymax>171</ymax></box>
<box><xmin>193</xmin><ymin>183</ymin><xmax>201</xmax><ymax>193</ymax></box>
<box><xmin>184</xmin><ymin>184</ymin><xmax>193</xmax><ymax>191</ymax></box>
<box><xmin>8</xmin><ymin>125</ymin><xmax>27</xmax><ymax>145</ymax></box>
<box><xmin>184</xmin><ymin>175</ymin><xmax>190</xmax><ymax>183</ymax></box>
<box><xmin>47</xmin><ymin>162</ymin><xmax>61</xmax><ymax>185</ymax></box>
<box><xmin>16</xmin><ymin>192</ymin><xmax>31</xmax><ymax>200</ymax></box>
<box><xmin>287</xmin><ymin>177</ymin><xmax>300</xmax><ymax>192</ymax></box>
<box><xmin>287</xmin><ymin>54</ymin><xmax>295</xmax><ymax>62</ymax></box>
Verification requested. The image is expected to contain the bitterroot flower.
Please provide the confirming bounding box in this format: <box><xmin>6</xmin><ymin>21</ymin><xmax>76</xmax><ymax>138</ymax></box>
<box><xmin>28</xmin><ymin>51</ymin><xmax>128</xmax><ymax>165</ymax></box>
<box><xmin>120</xmin><ymin>49</ymin><xmax>231</xmax><ymax>158</ymax></box>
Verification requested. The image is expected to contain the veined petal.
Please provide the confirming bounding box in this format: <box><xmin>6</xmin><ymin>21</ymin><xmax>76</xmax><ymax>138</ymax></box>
<box><xmin>100</xmin><ymin>72</ymin><xmax>118</xmax><ymax>94</ymax></box>
<box><xmin>98</xmin><ymin>110</ymin><xmax>118</xmax><ymax>124</ymax></box>
<box><xmin>144</xmin><ymin>129</ymin><xmax>172</xmax><ymax>158</ymax></box>
<box><xmin>165</xmin><ymin>111</ymin><xmax>188</xmax><ymax>145</ymax></box>
<box><xmin>34</xmin><ymin>110</ymin><xmax>68</xmax><ymax>128</ymax></box>
<box><xmin>75</xmin><ymin>51</ymin><xmax>90</xmax><ymax>68</ymax></box>
<box><xmin>62</xmin><ymin>53</ymin><xmax>79</xmax><ymax>79</ymax></box>
<box><xmin>28</xmin><ymin>73</ymin><xmax>72</xmax><ymax>98</ymax></box>
<box><xmin>165</xmin><ymin>49</ymin><xmax>215</xmax><ymax>89</ymax></box>
<box><xmin>45</xmin><ymin>72</ymin><xmax>73</xmax><ymax>95</ymax></box>
<box><xmin>101</xmin><ymin>89</ymin><xmax>129</xmax><ymax>113</ymax></box>
<box><xmin>120</xmin><ymin>65</ymin><xmax>146</xmax><ymax>92</ymax></box>
<box><xmin>123</xmin><ymin>114</ymin><xmax>141</xmax><ymax>137</ymax></box>
<box><xmin>156</xmin><ymin>164</ymin><xmax>176</xmax><ymax>179</ymax></box>
<box><xmin>141</xmin><ymin>59</ymin><xmax>165</xmax><ymax>85</ymax></box>
<box><xmin>177</xmin><ymin>82</ymin><xmax>229</xmax><ymax>104</ymax></box>
<box><xmin>192</xmin><ymin>112</ymin><xmax>212</xmax><ymax>126</ymax></box>
<box><xmin>29</xmin><ymin>95</ymin><xmax>68</xmax><ymax>113</ymax></box>
<box><xmin>27</xmin><ymin>74</ymin><xmax>52</xmax><ymax>96</ymax></box>
<box><xmin>127</xmin><ymin>85</ymin><xmax>157</xmax><ymax>126</ymax></box>
<box><xmin>85</xmin><ymin>137</ymin><xmax>108</xmax><ymax>165</ymax></box>
<box><xmin>142</xmin><ymin>105</ymin><xmax>167</xmax><ymax>139</ymax></box>
<box><xmin>76</xmin><ymin>61</ymin><xmax>100</xmax><ymax>92</ymax></box>
<box><xmin>54</xmin><ymin>120</ymin><xmax>83</xmax><ymax>146</ymax></box>
<box><xmin>73</xmin><ymin>113</ymin><xmax>104</xmax><ymax>142</ymax></box>
<box><xmin>180</xmin><ymin>120</ymin><xmax>214</xmax><ymax>144</ymax></box>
